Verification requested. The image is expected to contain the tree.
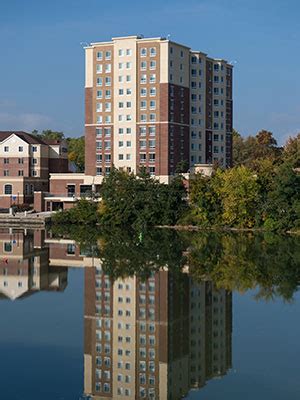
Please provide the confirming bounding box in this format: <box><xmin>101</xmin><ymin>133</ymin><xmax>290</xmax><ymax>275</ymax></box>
<box><xmin>98</xmin><ymin>168</ymin><xmax>188</xmax><ymax>230</ymax></box>
<box><xmin>265</xmin><ymin>163</ymin><xmax>300</xmax><ymax>230</ymax></box>
<box><xmin>175</xmin><ymin>160</ymin><xmax>189</xmax><ymax>173</ymax></box>
<box><xmin>67</xmin><ymin>136</ymin><xmax>85</xmax><ymax>172</ymax></box>
<box><xmin>32</xmin><ymin>129</ymin><xmax>65</xmax><ymax>141</ymax></box>
<box><xmin>282</xmin><ymin>134</ymin><xmax>300</xmax><ymax>168</ymax></box>
<box><xmin>255</xmin><ymin>130</ymin><xmax>280</xmax><ymax>160</ymax></box>
<box><xmin>217</xmin><ymin>166</ymin><xmax>260</xmax><ymax>228</ymax></box>
<box><xmin>232</xmin><ymin>129</ymin><xmax>281</xmax><ymax>168</ymax></box>
<box><xmin>187</xmin><ymin>173</ymin><xmax>222</xmax><ymax>226</ymax></box>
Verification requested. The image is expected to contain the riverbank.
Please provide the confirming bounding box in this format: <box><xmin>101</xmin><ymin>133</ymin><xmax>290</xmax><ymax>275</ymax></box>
<box><xmin>157</xmin><ymin>225</ymin><xmax>300</xmax><ymax>234</ymax></box>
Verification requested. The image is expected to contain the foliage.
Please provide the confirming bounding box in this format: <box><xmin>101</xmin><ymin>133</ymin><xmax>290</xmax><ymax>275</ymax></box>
<box><xmin>232</xmin><ymin>129</ymin><xmax>282</xmax><ymax>168</ymax></box>
<box><xmin>175</xmin><ymin>159</ymin><xmax>189</xmax><ymax>173</ymax></box>
<box><xmin>50</xmin><ymin>224</ymin><xmax>300</xmax><ymax>302</ymax></box>
<box><xmin>98</xmin><ymin>168</ymin><xmax>188</xmax><ymax>230</ymax></box>
<box><xmin>217</xmin><ymin>166</ymin><xmax>260</xmax><ymax>228</ymax></box>
<box><xmin>185</xmin><ymin>173</ymin><xmax>222</xmax><ymax>226</ymax></box>
<box><xmin>67</xmin><ymin>136</ymin><xmax>85</xmax><ymax>172</ymax></box>
<box><xmin>187</xmin><ymin>231</ymin><xmax>300</xmax><ymax>301</ymax></box>
<box><xmin>52</xmin><ymin>199</ymin><xmax>99</xmax><ymax>225</ymax></box>
<box><xmin>282</xmin><ymin>134</ymin><xmax>300</xmax><ymax>168</ymax></box>
<box><xmin>32</xmin><ymin>129</ymin><xmax>65</xmax><ymax>141</ymax></box>
<box><xmin>265</xmin><ymin>163</ymin><xmax>300</xmax><ymax>230</ymax></box>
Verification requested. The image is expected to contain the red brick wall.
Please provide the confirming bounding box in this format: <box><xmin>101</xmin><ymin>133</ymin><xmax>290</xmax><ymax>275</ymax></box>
<box><xmin>50</xmin><ymin>178</ymin><xmax>84</xmax><ymax>196</ymax></box>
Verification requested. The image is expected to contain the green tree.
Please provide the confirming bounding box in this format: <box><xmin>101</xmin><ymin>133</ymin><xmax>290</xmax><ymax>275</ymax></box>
<box><xmin>98</xmin><ymin>168</ymin><xmax>188</xmax><ymax>230</ymax></box>
<box><xmin>175</xmin><ymin>159</ymin><xmax>189</xmax><ymax>173</ymax></box>
<box><xmin>187</xmin><ymin>172</ymin><xmax>222</xmax><ymax>226</ymax></box>
<box><xmin>32</xmin><ymin>129</ymin><xmax>65</xmax><ymax>141</ymax></box>
<box><xmin>282</xmin><ymin>134</ymin><xmax>300</xmax><ymax>168</ymax></box>
<box><xmin>232</xmin><ymin>129</ymin><xmax>281</xmax><ymax>168</ymax></box>
<box><xmin>217</xmin><ymin>166</ymin><xmax>260</xmax><ymax>228</ymax></box>
<box><xmin>265</xmin><ymin>163</ymin><xmax>300</xmax><ymax>230</ymax></box>
<box><xmin>67</xmin><ymin>136</ymin><xmax>85</xmax><ymax>172</ymax></box>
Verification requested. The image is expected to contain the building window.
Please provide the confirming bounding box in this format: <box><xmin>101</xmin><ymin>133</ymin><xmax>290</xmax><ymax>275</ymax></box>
<box><xmin>105</xmin><ymin>77</ymin><xmax>111</xmax><ymax>86</ymax></box>
<box><xmin>150</xmin><ymin>100</ymin><xmax>156</xmax><ymax>110</ymax></box>
<box><xmin>141</xmin><ymin>88</ymin><xmax>147</xmax><ymax>97</ymax></box>
<box><xmin>140</xmin><ymin>140</ymin><xmax>146</xmax><ymax>149</ymax></box>
<box><xmin>150</xmin><ymin>60</ymin><xmax>156</xmax><ymax>69</ymax></box>
<box><xmin>141</xmin><ymin>74</ymin><xmax>147</xmax><ymax>84</ymax></box>
<box><xmin>126</xmin><ymin>48</ymin><xmax>132</xmax><ymax>56</ymax></box>
<box><xmin>149</xmin><ymin>113</ymin><xmax>156</xmax><ymax>122</ymax></box>
<box><xmin>149</xmin><ymin>74</ymin><xmax>156</xmax><ymax>83</ymax></box>
<box><xmin>149</xmin><ymin>140</ymin><xmax>156</xmax><ymax>148</ymax></box>
<box><xmin>150</xmin><ymin>47</ymin><xmax>156</xmax><ymax>57</ymax></box>
<box><xmin>105</xmin><ymin>51</ymin><xmax>111</xmax><ymax>60</ymax></box>
<box><xmin>140</xmin><ymin>127</ymin><xmax>146</xmax><ymax>136</ymax></box>
<box><xmin>96</xmin><ymin>167</ymin><xmax>102</xmax><ymax>175</ymax></box>
<box><xmin>140</xmin><ymin>48</ymin><xmax>147</xmax><ymax>57</ymax></box>
<box><xmin>97</xmin><ymin>90</ymin><xmax>102</xmax><ymax>99</ymax></box>
<box><xmin>4</xmin><ymin>184</ymin><xmax>12</xmax><ymax>195</ymax></box>
<box><xmin>96</xmin><ymin>64</ymin><xmax>103</xmax><ymax>73</ymax></box>
<box><xmin>4</xmin><ymin>158</ymin><xmax>9</xmax><ymax>164</ymax></box>
<box><xmin>141</xmin><ymin>61</ymin><xmax>147</xmax><ymax>70</ymax></box>
<box><xmin>150</xmin><ymin>88</ymin><xmax>156</xmax><ymax>96</ymax></box>
<box><xmin>97</xmin><ymin>51</ymin><xmax>103</xmax><ymax>60</ymax></box>
<box><xmin>149</xmin><ymin>153</ymin><xmax>155</xmax><ymax>162</ymax></box>
<box><xmin>4</xmin><ymin>146</ymin><xmax>9</xmax><ymax>152</ymax></box>
<box><xmin>96</xmin><ymin>128</ymin><xmax>102</xmax><ymax>137</ymax></box>
<box><xmin>149</xmin><ymin>126</ymin><xmax>156</xmax><ymax>136</ymax></box>
<box><xmin>18</xmin><ymin>146</ymin><xmax>23</xmax><ymax>152</ymax></box>
<box><xmin>97</xmin><ymin>77</ymin><xmax>103</xmax><ymax>86</ymax></box>
<box><xmin>4</xmin><ymin>170</ymin><xmax>9</xmax><ymax>177</ymax></box>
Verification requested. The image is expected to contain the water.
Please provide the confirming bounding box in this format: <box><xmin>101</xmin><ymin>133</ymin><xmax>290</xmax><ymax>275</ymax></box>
<box><xmin>0</xmin><ymin>228</ymin><xmax>299</xmax><ymax>399</ymax></box>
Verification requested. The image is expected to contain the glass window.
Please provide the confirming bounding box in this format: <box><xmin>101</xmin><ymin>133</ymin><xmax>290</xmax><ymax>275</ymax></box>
<box><xmin>4</xmin><ymin>184</ymin><xmax>12</xmax><ymax>195</ymax></box>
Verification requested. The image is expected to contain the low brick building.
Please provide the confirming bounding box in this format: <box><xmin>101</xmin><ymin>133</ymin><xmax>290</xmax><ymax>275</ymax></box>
<box><xmin>0</xmin><ymin>131</ymin><xmax>69</xmax><ymax>208</ymax></box>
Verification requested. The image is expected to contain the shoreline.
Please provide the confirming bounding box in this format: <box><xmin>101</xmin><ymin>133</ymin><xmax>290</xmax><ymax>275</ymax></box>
<box><xmin>156</xmin><ymin>225</ymin><xmax>300</xmax><ymax>235</ymax></box>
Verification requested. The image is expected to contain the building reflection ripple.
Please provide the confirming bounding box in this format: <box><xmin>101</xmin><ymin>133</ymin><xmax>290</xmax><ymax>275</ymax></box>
<box><xmin>0</xmin><ymin>229</ymin><xmax>232</xmax><ymax>399</ymax></box>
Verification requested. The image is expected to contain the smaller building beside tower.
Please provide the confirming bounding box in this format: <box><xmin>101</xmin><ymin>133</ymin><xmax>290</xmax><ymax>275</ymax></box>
<box><xmin>0</xmin><ymin>131</ymin><xmax>69</xmax><ymax>209</ymax></box>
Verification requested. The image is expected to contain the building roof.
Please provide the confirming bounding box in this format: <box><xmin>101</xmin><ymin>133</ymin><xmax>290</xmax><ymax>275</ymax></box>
<box><xmin>0</xmin><ymin>131</ymin><xmax>47</xmax><ymax>145</ymax></box>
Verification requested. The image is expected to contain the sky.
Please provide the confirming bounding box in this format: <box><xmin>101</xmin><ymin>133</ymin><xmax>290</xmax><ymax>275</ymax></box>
<box><xmin>0</xmin><ymin>0</ymin><xmax>300</xmax><ymax>144</ymax></box>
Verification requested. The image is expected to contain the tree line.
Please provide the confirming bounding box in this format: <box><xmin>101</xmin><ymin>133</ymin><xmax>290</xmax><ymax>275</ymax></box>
<box><xmin>48</xmin><ymin>128</ymin><xmax>299</xmax><ymax>232</ymax></box>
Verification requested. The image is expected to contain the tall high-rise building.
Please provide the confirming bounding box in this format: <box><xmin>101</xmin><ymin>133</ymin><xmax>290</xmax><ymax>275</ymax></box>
<box><xmin>84</xmin><ymin>35</ymin><xmax>233</xmax><ymax>181</ymax></box>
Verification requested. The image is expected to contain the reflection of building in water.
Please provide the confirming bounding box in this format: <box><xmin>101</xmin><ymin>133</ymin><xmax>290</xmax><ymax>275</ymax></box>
<box><xmin>83</xmin><ymin>266</ymin><xmax>232</xmax><ymax>399</ymax></box>
<box><xmin>0</xmin><ymin>229</ymin><xmax>68</xmax><ymax>300</ymax></box>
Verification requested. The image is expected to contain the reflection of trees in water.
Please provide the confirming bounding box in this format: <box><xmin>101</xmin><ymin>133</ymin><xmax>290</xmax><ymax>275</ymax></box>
<box><xmin>187</xmin><ymin>232</ymin><xmax>300</xmax><ymax>302</ymax></box>
<box><xmin>51</xmin><ymin>225</ymin><xmax>300</xmax><ymax>301</ymax></box>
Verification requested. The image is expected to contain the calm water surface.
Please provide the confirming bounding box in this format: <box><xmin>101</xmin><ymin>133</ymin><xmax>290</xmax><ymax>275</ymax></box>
<box><xmin>0</xmin><ymin>228</ymin><xmax>299</xmax><ymax>399</ymax></box>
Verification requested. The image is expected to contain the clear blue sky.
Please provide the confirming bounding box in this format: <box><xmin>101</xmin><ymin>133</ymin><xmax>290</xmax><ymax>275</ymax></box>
<box><xmin>0</xmin><ymin>0</ymin><xmax>299</xmax><ymax>144</ymax></box>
